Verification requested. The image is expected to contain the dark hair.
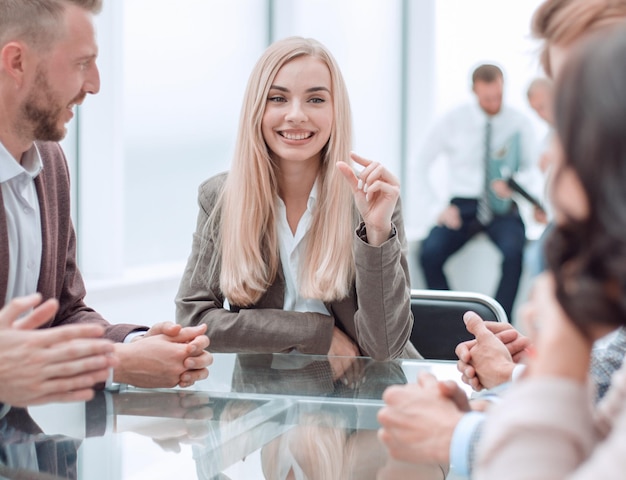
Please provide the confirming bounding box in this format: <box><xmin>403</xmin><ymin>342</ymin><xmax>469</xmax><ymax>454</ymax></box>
<box><xmin>471</xmin><ymin>64</ymin><xmax>503</xmax><ymax>85</ymax></box>
<box><xmin>547</xmin><ymin>25</ymin><xmax>626</xmax><ymax>335</ymax></box>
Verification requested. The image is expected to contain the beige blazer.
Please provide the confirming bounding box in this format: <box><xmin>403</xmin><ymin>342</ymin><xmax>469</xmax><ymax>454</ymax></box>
<box><xmin>176</xmin><ymin>173</ymin><xmax>420</xmax><ymax>360</ymax></box>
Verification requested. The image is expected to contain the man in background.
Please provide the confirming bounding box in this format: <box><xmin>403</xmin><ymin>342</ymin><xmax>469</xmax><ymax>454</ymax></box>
<box><xmin>416</xmin><ymin>64</ymin><xmax>539</xmax><ymax>320</ymax></box>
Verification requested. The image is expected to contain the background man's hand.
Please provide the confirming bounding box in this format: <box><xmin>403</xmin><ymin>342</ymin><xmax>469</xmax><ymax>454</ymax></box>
<box><xmin>437</xmin><ymin>204</ymin><xmax>462</xmax><ymax>230</ymax></box>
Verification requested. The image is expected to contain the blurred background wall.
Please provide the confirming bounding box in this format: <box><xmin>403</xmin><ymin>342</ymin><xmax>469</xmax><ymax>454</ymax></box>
<box><xmin>71</xmin><ymin>0</ymin><xmax>547</xmax><ymax>326</ymax></box>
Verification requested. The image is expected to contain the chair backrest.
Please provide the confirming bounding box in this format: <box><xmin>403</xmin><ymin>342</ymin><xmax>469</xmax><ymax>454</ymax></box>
<box><xmin>410</xmin><ymin>289</ymin><xmax>508</xmax><ymax>361</ymax></box>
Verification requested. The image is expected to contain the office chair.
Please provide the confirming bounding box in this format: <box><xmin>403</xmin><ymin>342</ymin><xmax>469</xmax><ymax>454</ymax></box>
<box><xmin>409</xmin><ymin>289</ymin><xmax>508</xmax><ymax>361</ymax></box>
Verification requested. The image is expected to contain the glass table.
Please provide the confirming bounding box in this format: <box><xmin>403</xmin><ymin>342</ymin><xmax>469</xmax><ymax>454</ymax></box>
<box><xmin>3</xmin><ymin>353</ymin><xmax>469</xmax><ymax>480</ymax></box>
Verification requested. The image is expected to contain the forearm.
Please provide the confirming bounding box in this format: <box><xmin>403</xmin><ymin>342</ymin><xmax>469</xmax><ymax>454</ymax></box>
<box><xmin>56</xmin><ymin>278</ymin><xmax>145</xmax><ymax>343</ymax></box>
<box><xmin>352</xmin><ymin>221</ymin><xmax>412</xmax><ymax>361</ymax></box>
<box><xmin>178</xmin><ymin>290</ymin><xmax>334</xmax><ymax>354</ymax></box>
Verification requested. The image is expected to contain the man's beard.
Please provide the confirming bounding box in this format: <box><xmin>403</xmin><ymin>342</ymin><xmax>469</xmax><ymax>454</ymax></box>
<box><xmin>19</xmin><ymin>66</ymin><xmax>83</xmax><ymax>142</ymax></box>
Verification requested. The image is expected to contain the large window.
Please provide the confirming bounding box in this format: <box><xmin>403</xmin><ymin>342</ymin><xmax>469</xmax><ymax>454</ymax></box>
<box><xmin>123</xmin><ymin>0</ymin><xmax>267</xmax><ymax>268</ymax></box>
<box><xmin>75</xmin><ymin>0</ymin><xmax>547</xmax><ymax>295</ymax></box>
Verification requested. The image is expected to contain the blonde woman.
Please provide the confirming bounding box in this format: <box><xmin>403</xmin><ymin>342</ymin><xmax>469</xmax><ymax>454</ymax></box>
<box><xmin>176</xmin><ymin>37</ymin><xmax>418</xmax><ymax>362</ymax></box>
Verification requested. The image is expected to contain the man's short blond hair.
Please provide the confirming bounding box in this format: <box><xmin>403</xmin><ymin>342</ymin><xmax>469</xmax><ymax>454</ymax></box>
<box><xmin>0</xmin><ymin>0</ymin><xmax>102</xmax><ymax>52</ymax></box>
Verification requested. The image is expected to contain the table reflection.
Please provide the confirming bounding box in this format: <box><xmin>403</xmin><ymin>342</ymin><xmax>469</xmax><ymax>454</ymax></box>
<box><xmin>195</xmin><ymin>354</ymin><xmax>446</xmax><ymax>479</ymax></box>
<box><xmin>0</xmin><ymin>407</ymin><xmax>80</xmax><ymax>480</ymax></box>
<box><xmin>10</xmin><ymin>353</ymin><xmax>459</xmax><ymax>480</ymax></box>
<box><xmin>230</xmin><ymin>353</ymin><xmax>408</xmax><ymax>398</ymax></box>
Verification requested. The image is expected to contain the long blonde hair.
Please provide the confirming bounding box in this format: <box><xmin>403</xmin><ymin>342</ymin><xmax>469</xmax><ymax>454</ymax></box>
<box><xmin>206</xmin><ymin>36</ymin><xmax>355</xmax><ymax>307</ymax></box>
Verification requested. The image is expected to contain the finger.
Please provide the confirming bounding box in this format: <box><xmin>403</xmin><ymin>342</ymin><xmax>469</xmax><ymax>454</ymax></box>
<box><xmin>498</xmin><ymin>333</ymin><xmax>531</xmax><ymax>357</ymax></box>
<box><xmin>345</xmin><ymin>357</ymin><xmax>364</xmax><ymax>387</ymax></box>
<box><xmin>351</xmin><ymin>151</ymin><xmax>398</xmax><ymax>183</ymax></box>
<box><xmin>40</xmin><ymin>368</ymin><xmax>112</xmax><ymax>396</ymax></box>
<box><xmin>469</xmin><ymin>377</ymin><xmax>483</xmax><ymax>391</ymax></box>
<box><xmin>0</xmin><ymin>293</ymin><xmax>44</xmax><ymax>328</ymax></box>
<box><xmin>456</xmin><ymin>359</ymin><xmax>471</xmax><ymax>376</ymax></box>
<box><xmin>438</xmin><ymin>379</ymin><xmax>460</xmax><ymax>397</ymax></box>
<box><xmin>12</xmin><ymin>298</ymin><xmax>59</xmax><ymax>330</ymax></box>
<box><xmin>367</xmin><ymin>162</ymin><xmax>399</xmax><ymax>186</ymax></box>
<box><xmin>179</xmin><ymin>367</ymin><xmax>209</xmax><ymax>388</ymax></box>
<box><xmin>43</xmin><ymin>347</ymin><xmax>116</xmax><ymax>376</ymax></box>
<box><xmin>349</xmin><ymin>151</ymin><xmax>373</xmax><ymax>169</ymax></box>
<box><xmin>455</xmin><ymin>340</ymin><xmax>474</xmax><ymax>362</ymax></box>
<box><xmin>357</xmin><ymin>159</ymin><xmax>400</xmax><ymax>191</ymax></box>
<box><xmin>416</xmin><ymin>372</ymin><xmax>438</xmax><ymax>388</ymax></box>
<box><xmin>438</xmin><ymin>380</ymin><xmax>470</xmax><ymax>411</ymax></box>
<box><xmin>484</xmin><ymin>322</ymin><xmax>514</xmax><ymax>334</ymax></box>
<box><xmin>377</xmin><ymin>402</ymin><xmax>407</xmax><ymax>429</ymax></box>
<box><xmin>43</xmin><ymin>360</ymin><xmax>116</xmax><ymax>389</ymax></box>
<box><xmin>353</xmin><ymin>358</ymin><xmax>366</xmax><ymax>386</ymax></box>
<box><xmin>463</xmin><ymin>311</ymin><xmax>494</xmax><ymax>341</ymax></box>
<box><xmin>461</xmin><ymin>372</ymin><xmax>483</xmax><ymax>391</ymax></box>
<box><xmin>170</xmin><ymin>325</ymin><xmax>209</xmax><ymax>344</ymax></box>
<box><xmin>186</xmin><ymin>335</ymin><xmax>210</xmax><ymax>355</ymax></box>
<box><xmin>377</xmin><ymin>426</ymin><xmax>392</xmax><ymax>446</ymax></box>
<box><xmin>337</xmin><ymin>357</ymin><xmax>356</xmax><ymax>385</ymax></box>
<box><xmin>184</xmin><ymin>351</ymin><xmax>213</xmax><ymax>369</ymax></box>
<box><xmin>463</xmin><ymin>364</ymin><xmax>476</xmax><ymax>379</ymax></box>
<box><xmin>148</xmin><ymin>322</ymin><xmax>182</xmax><ymax>337</ymax></box>
<box><xmin>161</xmin><ymin>323</ymin><xmax>183</xmax><ymax>337</ymax></box>
<box><xmin>353</xmin><ymin>156</ymin><xmax>382</xmax><ymax>193</ymax></box>
<box><xmin>512</xmin><ymin>350</ymin><xmax>528</xmax><ymax>363</ymax></box>
<box><xmin>495</xmin><ymin>329</ymin><xmax>518</xmax><ymax>344</ymax></box>
<box><xmin>358</xmin><ymin>161</ymin><xmax>384</xmax><ymax>188</ymax></box>
<box><xmin>341</xmin><ymin>359</ymin><xmax>357</xmax><ymax>386</ymax></box>
<box><xmin>360</xmin><ymin>179</ymin><xmax>400</xmax><ymax>202</ymax></box>
<box><xmin>381</xmin><ymin>384</ymin><xmax>406</xmax><ymax>405</ymax></box>
<box><xmin>31</xmin><ymin>323</ymin><xmax>108</xmax><ymax>348</ymax></box>
<box><xmin>336</xmin><ymin>161</ymin><xmax>360</xmax><ymax>191</ymax></box>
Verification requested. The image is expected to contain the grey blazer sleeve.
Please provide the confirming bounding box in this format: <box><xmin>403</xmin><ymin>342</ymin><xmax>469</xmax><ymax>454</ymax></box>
<box><xmin>348</xmin><ymin>196</ymin><xmax>414</xmax><ymax>360</ymax></box>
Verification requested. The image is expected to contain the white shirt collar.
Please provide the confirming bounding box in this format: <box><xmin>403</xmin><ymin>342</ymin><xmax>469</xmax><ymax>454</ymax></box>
<box><xmin>471</xmin><ymin>101</ymin><xmax>508</xmax><ymax>123</ymax></box>
<box><xmin>0</xmin><ymin>142</ymin><xmax>43</xmax><ymax>184</ymax></box>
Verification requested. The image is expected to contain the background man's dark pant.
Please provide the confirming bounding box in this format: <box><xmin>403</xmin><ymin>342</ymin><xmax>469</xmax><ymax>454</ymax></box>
<box><xmin>419</xmin><ymin>198</ymin><xmax>526</xmax><ymax>320</ymax></box>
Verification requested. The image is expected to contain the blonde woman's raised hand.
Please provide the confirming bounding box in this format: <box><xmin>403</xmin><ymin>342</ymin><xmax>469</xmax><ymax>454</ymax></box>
<box><xmin>337</xmin><ymin>152</ymin><xmax>400</xmax><ymax>247</ymax></box>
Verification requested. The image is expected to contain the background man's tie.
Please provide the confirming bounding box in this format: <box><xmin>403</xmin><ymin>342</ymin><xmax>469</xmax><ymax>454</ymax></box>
<box><xmin>477</xmin><ymin>119</ymin><xmax>493</xmax><ymax>225</ymax></box>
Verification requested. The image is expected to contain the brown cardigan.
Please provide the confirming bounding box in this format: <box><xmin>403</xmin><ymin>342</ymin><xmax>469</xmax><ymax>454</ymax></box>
<box><xmin>176</xmin><ymin>173</ymin><xmax>420</xmax><ymax>361</ymax></box>
<box><xmin>0</xmin><ymin>141</ymin><xmax>142</xmax><ymax>342</ymax></box>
